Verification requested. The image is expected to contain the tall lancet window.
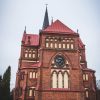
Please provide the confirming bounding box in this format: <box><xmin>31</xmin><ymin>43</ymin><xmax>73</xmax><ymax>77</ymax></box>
<box><xmin>58</xmin><ymin>72</ymin><xmax>63</xmax><ymax>88</ymax></box>
<box><xmin>52</xmin><ymin>71</ymin><xmax>57</xmax><ymax>88</ymax></box>
<box><xmin>64</xmin><ymin>72</ymin><xmax>69</xmax><ymax>88</ymax></box>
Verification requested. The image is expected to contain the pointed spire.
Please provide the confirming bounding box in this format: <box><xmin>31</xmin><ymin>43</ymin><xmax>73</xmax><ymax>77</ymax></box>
<box><xmin>51</xmin><ymin>17</ymin><xmax>53</xmax><ymax>24</ymax></box>
<box><xmin>22</xmin><ymin>26</ymin><xmax>26</xmax><ymax>44</ymax></box>
<box><xmin>77</xmin><ymin>29</ymin><xmax>79</xmax><ymax>33</ymax></box>
<box><xmin>42</xmin><ymin>4</ymin><xmax>49</xmax><ymax>30</ymax></box>
<box><xmin>24</xmin><ymin>26</ymin><xmax>26</xmax><ymax>33</ymax></box>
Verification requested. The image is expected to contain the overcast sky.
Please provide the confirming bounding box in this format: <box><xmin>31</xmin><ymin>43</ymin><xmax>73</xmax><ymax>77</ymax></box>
<box><xmin>0</xmin><ymin>0</ymin><xmax>100</xmax><ymax>89</ymax></box>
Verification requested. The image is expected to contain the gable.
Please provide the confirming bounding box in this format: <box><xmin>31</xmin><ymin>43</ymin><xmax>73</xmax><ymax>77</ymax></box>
<box><xmin>42</xmin><ymin>20</ymin><xmax>76</xmax><ymax>34</ymax></box>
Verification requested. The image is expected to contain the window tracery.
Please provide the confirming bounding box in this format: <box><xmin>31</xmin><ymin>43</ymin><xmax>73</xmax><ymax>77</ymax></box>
<box><xmin>51</xmin><ymin>71</ymin><xmax>69</xmax><ymax>88</ymax></box>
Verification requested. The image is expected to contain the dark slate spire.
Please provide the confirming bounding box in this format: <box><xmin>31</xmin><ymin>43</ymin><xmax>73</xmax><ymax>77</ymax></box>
<box><xmin>24</xmin><ymin>26</ymin><xmax>26</xmax><ymax>33</ymax></box>
<box><xmin>51</xmin><ymin>17</ymin><xmax>53</xmax><ymax>24</ymax></box>
<box><xmin>42</xmin><ymin>5</ymin><xmax>49</xmax><ymax>30</ymax></box>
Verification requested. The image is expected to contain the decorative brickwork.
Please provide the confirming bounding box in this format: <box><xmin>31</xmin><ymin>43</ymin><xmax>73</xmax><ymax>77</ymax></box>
<box><xmin>14</xmin><ymin>8</ymin><xmax>96</xmax><ymax>100</ymax></box>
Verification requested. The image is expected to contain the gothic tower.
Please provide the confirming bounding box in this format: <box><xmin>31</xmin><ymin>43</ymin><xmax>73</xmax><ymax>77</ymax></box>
<box><xmin>14</xmin><ymin>7</ymin><xmax>96</xmax><ymax>100</ymax></box>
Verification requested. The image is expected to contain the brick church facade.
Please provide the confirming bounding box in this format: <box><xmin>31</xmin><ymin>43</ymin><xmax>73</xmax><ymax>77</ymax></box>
<box><xmin>14</xmin><ymin>7</ymin><xmax>96</xmax><ymax>100</ymax></box>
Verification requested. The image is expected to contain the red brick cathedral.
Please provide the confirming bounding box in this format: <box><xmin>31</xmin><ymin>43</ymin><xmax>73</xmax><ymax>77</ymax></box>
<box><xmin>14</xmin><ymin>7</ymin><xmax>96</xmax><ymax>100</ymax></box>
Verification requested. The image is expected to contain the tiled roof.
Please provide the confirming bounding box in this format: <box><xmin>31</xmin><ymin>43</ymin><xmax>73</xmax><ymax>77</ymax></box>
<box><xmin>78</xmin><ymin>37</ymin><xmax>84</xmax><ymax>49</ymax></box>
<box><xmin>82</xmin><ymin>68</ymin><xmax>95</xmax><ymax>72</ymax></box>
<box><xmin>42</xmin><ymin>20</ymin><xmax>76</xmax><ymax>34</ymax></box>
<box><xmin>22</xmin><ymin>33</ymin><xmax>39</xmax><ymax>46</ymax></box>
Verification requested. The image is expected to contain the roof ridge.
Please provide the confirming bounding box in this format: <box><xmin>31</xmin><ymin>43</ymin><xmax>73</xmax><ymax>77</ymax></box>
<box><xmin>42</xmin><ymin>19</ymin><xmax>76</xmax><ymax>34</ymax></box>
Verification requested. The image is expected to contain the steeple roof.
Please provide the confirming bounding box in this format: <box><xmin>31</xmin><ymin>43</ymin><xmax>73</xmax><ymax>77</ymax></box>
<box><xmin>43</xmin><ymin>20</ymin><xmax>76</xmax><ymax>34</ymax></box>
<box><xmin>42</xmin><ymin>6</ymin><xmax>49</xmax><ymax>30</ymax></box>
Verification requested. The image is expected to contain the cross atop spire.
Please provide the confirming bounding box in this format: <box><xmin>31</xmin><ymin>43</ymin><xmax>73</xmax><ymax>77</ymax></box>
<box><xmin>42</xmin><ymin>5</ymin><xmax>49</xmax><ymax>30</ymax></box>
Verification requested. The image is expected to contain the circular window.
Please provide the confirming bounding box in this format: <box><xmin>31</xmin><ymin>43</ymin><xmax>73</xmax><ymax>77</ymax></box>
<box><xmin>54</xmin><ymin>55</ymin><xmax>65</xmax><ymax>68</ymax></box>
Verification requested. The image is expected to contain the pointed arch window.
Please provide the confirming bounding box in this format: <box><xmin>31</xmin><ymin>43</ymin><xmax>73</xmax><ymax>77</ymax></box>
<box><xmin>33</xmin><ymin>72</ymin><xmax>35</xmax><ymax>78</ymax></box>
<box><xmin>28</xmin><ymin>89</ymin><xmax>33</xmax><ymax>96</ymax></box>
<box><xmin>59</xmin><ymin>43</ymin><xmax>61</xmax><ymax>48</ymax></box>
<box><xmin>29</xmin><ymin>53</ymin><xmax>31</xmax><ymax>58</ymax></box>
<box><xmin>85</xmin><ymin>88</ymin><xmax>89</xmax><ymax>98</ymax></box>
<box><xmin>55</xmin><ymin>43</ymin><xmax>57</xmax><ymax>48</ymax></box>
<box><xmin>50</xmin><ymin>43</ymin><xmax>53</xmax><ymax>48</ymax></box>
<box><xmin>32</xmin><ymin>53</ymin><xmax>35</xmax><ymax>58</ymax></box>
<box><xmin>29</xmin><ymin>71</ymin><xmax>37</xmax><ymax>79</ymax></box>
<box><xmin>67</xmin><ymin>44</ymin><xmax>70</xmax><ymax>49</ymax></box>
<box><xmin>46</xmin><ymin>42</ymin><xmax>49</xmax><ymax>48</ymax></box>
<box><xmin>64</xmin><ymin>72</ymin><xmax>69</xmax><ymax>88</ymax></box>
<box><xmin>52</xmin><ymin>71</ymin><xmax>57</xmax><ymax>88</ymax></box>
<box><xmin>58</xmin><ymin>72</ymin><xmax>63</xmax><ymax>88</ymax></box>
<box><xmin>29</xmin><ymin>72</ymin><xmax>33</xmax><ymax>78</ymax></box>
<box><xmin>51</xmin><ymin>71</ymin><xmax>69</xmax><ymax>89</ymax></box>
<box><xmin>83</xmin><ymin>73</ymin><xmax>88</xmax><ymax>81</ymax></box>
<box><xmin>71</xmin><ymin>44</ymin><xmax>74</xmax><ymax>49</ymax></box>
<box><xmin>25</xmin><ymin>50</ymin><xmax>28</xmax><ymax>58</ymax></box>
<box><xmin>63</xmin><ymin>43</ymin><xmax>66</xmax><ymax>49</ymax></box>
<box><xmin>86</xmin><ymin>90</ymin><xmax>89</xmax><ymax>98</ymax></box>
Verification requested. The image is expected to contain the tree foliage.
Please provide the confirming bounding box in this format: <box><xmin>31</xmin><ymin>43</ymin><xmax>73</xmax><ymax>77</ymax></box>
<box><xmin>96</xmin><ymin>80</ymin><xmax>100</xmax><ymax>100</ymax></box>
<box><xmin>0</xmin><ymin>75</ymin><xmax>2</xmax><ymax>100</ymax></box>
<box><xmin>0</xmin><ymin>66</ymin><xmax>11</xmax><ymax>100</ymax></box>
<box><xmin>96</xmin><ymin>80</ymin><xmax>100</xmax><ymax>89</ymax></box>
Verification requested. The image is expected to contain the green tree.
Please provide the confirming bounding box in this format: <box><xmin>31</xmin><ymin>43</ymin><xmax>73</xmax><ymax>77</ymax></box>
<box><xmin>2</xmin><ymin>66</ymin><xmax>11</xmax><ymax>100</ymax></box>
<box><xmin>0</xmin><ymin>75</ymin><xmax>2</xmax><ymax>100</ymax></box>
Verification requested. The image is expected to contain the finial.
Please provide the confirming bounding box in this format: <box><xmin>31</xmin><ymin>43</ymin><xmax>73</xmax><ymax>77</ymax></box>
<box><xmin>51</xmin><ymin>17</ymin><xmax>53</xmax><ymax>24</ymax></box>
<box><xmin>77</xmin><ymin>29</ymin><xmax>78</xmax><ymax>33</ymax></box>
<box><xmin>45</xmin><ymin>4</ymin><xmax>48</xmax><ymax>7</ymax></box>
<box><xmin>28</xmin><ymin>36</ymin><xmax>31</xmax><ymax>44</ymax></box>
<box><xmin>24</xmin><ymin>26</ymin><xmax>26</xmax><ymax>33</ymax></box>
